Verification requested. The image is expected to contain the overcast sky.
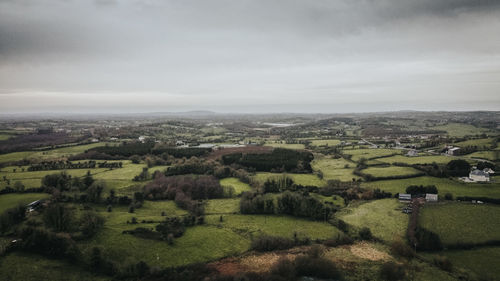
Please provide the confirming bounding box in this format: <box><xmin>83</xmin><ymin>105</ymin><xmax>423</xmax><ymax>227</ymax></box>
<box><xmin>1</xmin><ymin>0</ymin><xmax>499</xmax><ymax>113</ymax></box>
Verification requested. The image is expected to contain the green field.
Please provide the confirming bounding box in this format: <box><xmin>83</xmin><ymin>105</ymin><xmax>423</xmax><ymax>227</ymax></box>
<box><xmin>465</xmin><ymin>150</ymin><xmax>500</xmax><ymax>161</ymax></box>
<box><xmin>220</xmin><ymin>177</ymin><xmax>253</xmax><ymax>195</ymax></box>
<box><xmin>205</xmin><ymin>214</ymin><xmax>341</xmax><ymax>240</ymax></box>
<box><xmin>311</xmin><ymin>156</ymin><xmax>360</xmax><ymax>182</ymax></box>
<box><xmin>442</xmin><ymin>247</ymin><xmax>500</xmax><ymax>280</ymax></box>
<box><xmin>0</xmin><ymin>193</ymin><xmax>50</xmax><ymax>214</ymax></box>
<box><xmin>339</xmin><ymin>199</ymin><xmax>408</xmax><ymax>242</ymax></box>
<box><xmin>419</xmin><ymin>203</ymin><xmax>500</xmax><ymax>245</ymax></box>
<box><xmin>377</xmin><ymin>155</ymin><xmax>453</xmax><ymax>165</ymax></box>
<box><xmin>0</xmin><ymin>252</ymin><xmax>110</xmax><ymax>281</ymax></box>
<box><xmin>431</xmin><ymin>123</ymin><xmax>491</xmax><ymax>137</ymax></box>
<box><xmin>0</xmin><ymin>134</ymin><xmax>13</xmax><ymax>141</ymax></box>
<box><xmin>310</xmin><ymin>139</ymin><xmax>342</xmax><ymax>146</ymax></box>
<box><xmin>0</xmin><ymin>142</ymin><xmax>112</xmax><ymax>164</ymax></box>
<box><xmin>363</xmin><ymin>176</ymin><xmax>500</xmax><ymax>199</ymax></box>
<box><xmin>362</xmin><ymin>166</ymin><xmax>422</xmax><ymax>178</ymax></box>
<box><xmin>253</xmin><ymin>172</ymin><xmax>326</xmax><ymax>187</ymax></box>
<box><xmin>454</xmin><ymin>138</ymin><xmax>494</xmax><ymax>149</ymax></box>
<box><xmin>265</xmin><ymin>142</ymin><xmax>305</xmax><ymax>149</ymax></box>
<box><xmin>206</xmin><ymin>198</ymin><xmax>240</xmax><ymax>214</ymax></box>
<box><xmin>342</xmin><ymin>148</ymin><xmax>400</xmax><ymax>161</ymax></box>
<box><xmin>310</xmin><ymin>193</ymin><xmax>345</xmax><ymax>207</ymax></box>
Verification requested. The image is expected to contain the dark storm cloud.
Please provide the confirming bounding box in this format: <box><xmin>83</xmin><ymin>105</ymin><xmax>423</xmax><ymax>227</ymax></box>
<box><xmin>0</xmin><ymin>0</ymin><xmax>499</xmax><ymax>113</ymax></box>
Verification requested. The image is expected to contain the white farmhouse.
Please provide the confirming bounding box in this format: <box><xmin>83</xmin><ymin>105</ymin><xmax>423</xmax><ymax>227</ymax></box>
<box><xmin>425</xmin><ymin>194</ymin><xmax>438</xmax><ymax>202</ymax></box>
<box><xmin>469</xmin><ymin>169</ymin><xmax>490</xmax><ymax>182</ymax></box>
<box><xmin>447</xmin><ymin>147</ymin><xmax>460</xmax><ymax>155</ymax></box>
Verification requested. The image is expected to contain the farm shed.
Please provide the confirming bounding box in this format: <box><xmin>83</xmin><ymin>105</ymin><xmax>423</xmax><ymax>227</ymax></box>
<box><xmin>447</xmin><ymin>147</ymin><xmax>460</xmax><ymax>155</ymax></box>
<box><xmin>399</xmin><ymin>193</ymin><xmax>411</xmax><ymax>202</ymax></box>
<box><xmin>469</xmin><ymin>169</ymin><xmax>490</xmax><ymax>182</ymax></box>
<box><xmin>425</xmin><ymin>194</ymin><xmax>438</xmax><ymax>202</ymax></box>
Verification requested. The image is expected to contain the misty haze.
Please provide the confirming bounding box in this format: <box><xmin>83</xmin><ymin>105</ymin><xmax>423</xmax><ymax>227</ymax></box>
<box><xmin>0</xmin><ymin>1</ymin><xmax>499</xmax><ymax>281</ymax></box>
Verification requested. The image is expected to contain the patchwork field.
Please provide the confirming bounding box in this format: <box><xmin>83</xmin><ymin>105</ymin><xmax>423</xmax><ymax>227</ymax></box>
<box><xmin>454</xmin><ymin>138</ymin><xmax>494</xmax><ymax>149</ymax></box>
<box><xmin>362</xmin><ymin>166</ymin><xmax>422</xmax><ymax>178</ymax></box>
<box><xmin>419</xmin><ymin>203</ymin><xmax>500</xmax><ymax>245</ymax></box>
<box><xmin>265</xmin><ymin>142</ymin><xmax>305</xmax><ymax>149</ymax></box>
<box><xmin>377</xmin><ymin>155</ymin><xmax>453</xmax><ymax>165</ymax></box>
<box><xmin>0</xmin><ymin>193</ymin><xmax>50</xmax><ymax>214</ymax></box>
<box><xmin>442</xmin><ymin>247</ymin><xmax>500</xmax><ymax>280</ymax></box>
<box><xmin>311</xmin><ymin>156</ymin><xmax>360</xmax><ymax>182</ymax></box>
<box><xmin>0</xmin><ymin>252</ymin><xmax>110</xmax><ymax>281</ymax></box>
<box><xmin>363</xmin><ymin>176</ymin><xmax>500</xmax><ymax>199</ymax></box>
<box><xmin>219</xmin><ymin>177</ymin><xmax>253</xmax><ymax>195</ymax></box>
<box><xmin>430</xmin><ymin>123</ymin><xmax>491</xmax><ymax>137</ymax></box>
<box><xmin>342</xmin><ymin>148</ymin><xmax>400</xmax><ymax>161</ymax></box>
<box><xmin>253</xmin><ymin>172</ymin><xmax>326</xmax><ymax>187</ymax></box>
<box><xmin>465</xmin><ymin>150</ymin><xmax>500</xmax><ymax>161</ymax></box>
<box><xmin>0</xmin><ymin>142</ymin><xmax>112</xmax><ymax>164</ymax></box>
<box><xmin>310</xmin><ymin>139</ymin><xmax>342</xmax><ymax>146</ymax></box>
<box><xmin>339</xmin><ymin>199</ymin><xmax>408</xmax><ymax>242</ymax></box>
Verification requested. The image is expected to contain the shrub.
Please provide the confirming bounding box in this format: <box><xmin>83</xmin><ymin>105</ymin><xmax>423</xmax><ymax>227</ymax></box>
<box><xmin>270</xmin><ymin>257</ymin><xmax>296</xmax><ymax>280</ymax></box>
<box><xmin>359</xmin><ymin>227</ymin><xmax>373</xmax><ymax>240</ymax></box>
<box><xmin>79</xmin><ymin>211</ymin><xmax>104</xmax><ymax>238</ymax></box>
<box><xmin>390</xmin><ymin>239</ymin><xmax>414</xmax><ymax>259</ymax></box>
<box><xmin>380</xmin><ymin>261</ymin><xmax>406</xmax><ymax>281</ymax></box>
<box><xmin>444</xmin><ymin>193</ymin><xmax>453</xmax><ymax>200</ymax></box>
<box><xmin>43</xmin><ymin>204</ymin><xmax>75</xmax><ymax>232</ymax></box>
<box><xmin>415</xmin><ymin>227</ymin><xmax>443</xmax><ymax>251</ymax></box>
<box><xmin>251</xmin><ymin>235</ymin><xmax>294</xmax><ymax>252</ymax></box>
<box><xmin>433</xmin><ymin>255</ymin><xmax>452</xmax><ymax>272</ymax></box>
<box><xmin>294</xmin><ymin>253</ymin><xmax>342</xmax><ymax>279</ymax></box>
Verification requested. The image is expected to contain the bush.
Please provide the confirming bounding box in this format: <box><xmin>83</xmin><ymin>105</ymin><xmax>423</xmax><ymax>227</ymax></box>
<box><xmin>380</xmin><ymin>261</ymin><xmax>406</xmax><ymax>281</ymax></box>
<box><xmin>444</xmin><ymin>193</ymin><xmax>453</xmax><ymax>200</ymax></box>
<box><xmin>415</xmin><ymin>227</ymin><xmax>443</xmax><ymax>251</ymax></box>
<box><xmin>390</xmin><ymin>239</ymin><xmax>414</xmax><ymax>259</ymax></box>
<box><xmin>79</xmin><ymin>211</ymin><xmax>104</xmax><ymax>238</ymax></box>
<box><xmin>270</xmin><ymin>257</ymin><xmax>296</xmax><ymax>280</ymax></box>
<box><xmin>294</xmin><ymin>252</ymin><xmax>341</xmax><ymax>279</ymax></box>
<box><xmin>433</xmin><ymin>255</ymin><xmax>452</xmax><ymax>272</ymax></box>
<box><xmin>359</xmin><ymin>227</ymin><xmax>373</xmax><ymax>240</ymax></box>
<box><xmin>43</xmin><ymin>204</ymin><xmax>75</xmax><ymax>232</ymax></box>
<box><xmin>251</xmin><ymin>235</ymin><xmax>294</xmax><ymax>252</ymax></box>
<box><xmin>323</xmin><ymin>234</ymin><xmax>353</xmax><ymax>247</ymax></box>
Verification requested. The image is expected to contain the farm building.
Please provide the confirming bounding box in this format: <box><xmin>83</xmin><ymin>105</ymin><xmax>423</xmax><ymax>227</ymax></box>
<box><xmin>447</xmin><ymin>147</ymin><xmax>460</xmax><ymax>155</ymax></box>
<box><xmin>406</xmin><ymin>149</ymin><xmax>418</xmax><ymax>157</ymax></box>
<box><xmin>399</xmin><ymin>193</ymin><xmax>412</xmax><ymax>202</ymax></box>
<box><xmin>425</xmin><ymin>194</ymin><xmax>438</xmax><ymax>202</ymax></box>
<box><xmin>469</xmin><ymin>169</ymin><xmax>490</xmax><ymax>182</ymax></box>
<box><xmin>483</xmin><ymin>168</ymin><xmax>495</xmax><ymax>174</ymax></box>
<box><xmin>26</xmin><ymin>200</ymin><xmax>43</xmax><ymax>212</ymax></box>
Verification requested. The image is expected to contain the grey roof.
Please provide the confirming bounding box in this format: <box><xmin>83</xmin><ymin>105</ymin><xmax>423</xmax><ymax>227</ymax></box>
<box><xmin>470</xmin><ymin>169</ymin><xmax>489</xmax><ymax>176</ymax></box>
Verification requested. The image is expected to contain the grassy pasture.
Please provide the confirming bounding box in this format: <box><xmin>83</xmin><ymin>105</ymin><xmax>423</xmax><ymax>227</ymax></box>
<box><xmin>454</xmin><ymin>138</ymin><xmax>494</xmax><ymax>149</ymax></box>
<box><xmin>441</xmin><ymin>247</ymin><xmax>500</xmax><ymax>280</ymax></box>
<box><xmin>0</xmin><ymin>142</ymin><xmax>112</xmax><ymax>164</ymax></box>
<box><xmin>339</xmin><ymin>199</ymin><xmax>408</xmax><ymax>242</ymax></box>
<box><xmin>419</xmin><ymin>203</ymin><xmax>500</xmax><ymax>245</ymax></box>
<box><xmin>265</xmin><ymin>142</ymin><xmax>305</xmax><ymax>149</ymax></box>
<box><xmin>362</xmin><ymin>166</ymin><xmax>422</xmax><ymax>178</ymax></box>
<box><xmin>219</xmin><ymin>177</ymin><xmax>252</xmax><ymax>195</ymax></box>
<box><xmin>0</xmin><ymin>193</ymin><xmax>50</xmax><ymax>214</ymax></box>
<box><xmin>377</xmin><ymin>155</ymin><xmax>453</xmax><ymax>165</ymax></box>
<box><xmin>0</xmin><ymin>252</ymin><xmax>110</xmax><ymax>281</ymax></box>
<box><xmin>205</xmin><ymin>198</ymin><xmax>240</xmax><ymax>214</ymax></box>
<box><xmin>431</xmin><ymin>123</ymin><xmax>490</xmax><ymax>137</ymax></box>
<box><xmin>311</xmin><ymin>156</ymin><xmax>360</xmax><ymax>182</ymax></box>
<box><xmin>253</xmin><ymin>172</ymin><xmax>326</xmax><ymax>187</ymax></box>
<box><xmin>362</xmin><ymin>176</ymin><xmax>500</xmax><ymax>199</ymax></box>
<box><xmin>205</xmin><ymin>214</ymin><xmax>341</xmax><ymax>240</ymax></box>
<box><xmin>310</xmin><ymin>193</ymin><xmax>345</xmax><ymax>207</ymax></box>
<box><xmin>465</xmin><ymin>150</ymin><xmax>499</xmax><ymax>161</ymax></box>
<box><xmin>310</xmin><ymin>139</ymin><xmax>342</xmax><ymax>146</ymax></box>
<box><xmin>342</xmin><ymin>148</ymin><xmax>400</xmax><ymax>161</ymax></box>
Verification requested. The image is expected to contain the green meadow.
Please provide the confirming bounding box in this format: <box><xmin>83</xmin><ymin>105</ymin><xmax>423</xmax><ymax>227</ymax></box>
<box><xmin>339</xmin><ymin>199</ymin><xmax>408</xmax><ymax>242</ymax></box>
<box><xmin>0</xmin><ymin>193</ymin><xmax>50</xmax><ymax>214</ymax></box>
<box><xmin>377</xmin><ymin>155</ymin><xmax>453</xmax><ymax>165</ymax></box>
<box><xmin>219</xmin><ymin>177</ymin><xmax>253</xmax><ymax>195</ymax></box>
<box><xmin>311</xmin><ymin>157</ymin><xmax>360</xmax><ymax>182</ymax></box>
<box><xmin>342</xmin><ymin>148</ymin><xmax>400</xmax><ymax>161</ymax></box>
<box><xmin>362</xmin><ymin>166</ymin><xmax>422</xmax><ymax>178</ymax></box>
<box><xmin>419</xmin><ymin>203</ymin><xmax>500</xmax><ymax>245</ymax></box>
<box><xmin>431</xmin><ymin>123</ymin><xmax>491</xmax><ymax>137</ymax></box>
<box><xmin>363</xmin><ymin>176</ymin><xmax>500</xmax><ymax>198</ymax></box>
<box><xmin>253</xmin><ymin>172</ymin><xmax>326</xmax><ymax>187</ymax></box>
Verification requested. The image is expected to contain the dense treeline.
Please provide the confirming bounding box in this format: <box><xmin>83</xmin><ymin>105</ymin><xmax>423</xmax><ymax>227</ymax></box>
<box><xmin>0</xmin><ymin>205</ymin><xmax>26</xmax><ymax>234</ymax></box>
<box><xmin>144</xmin><ymin>174</ymin><xmax>223</xmax><ymax>201</ymax></box>
<box><xmin>405</xmin><ymin>185</ymin><xmax>438</xmax><ymax>195</ymax></box>
<box><xmin>152</xmin><ymin>147</ymin><xmax>211</xmax><ymax>158</ymax></box>
<box><xmin>240</xmin><ymin>191</ymin><xmax>335</xmax><ymax>220</ymax></box>
<box><xmin>222</xmin><ymin>148</ymin><xmax>313</xmax><ymax>172</ymax></box>
<box><xmin>90</xmin><ymin>142</ymin><xmax>154</xmax><ymax>157</ymax></box>
<box><xmin>28</xmin><ymin>160</ymin><xmax>122</xmax><ymax>171</ymax></box>
<box><xmin>0</xmin><ymin>132</ymin><xmax>87</xmax><ymax>154</ymax></box>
